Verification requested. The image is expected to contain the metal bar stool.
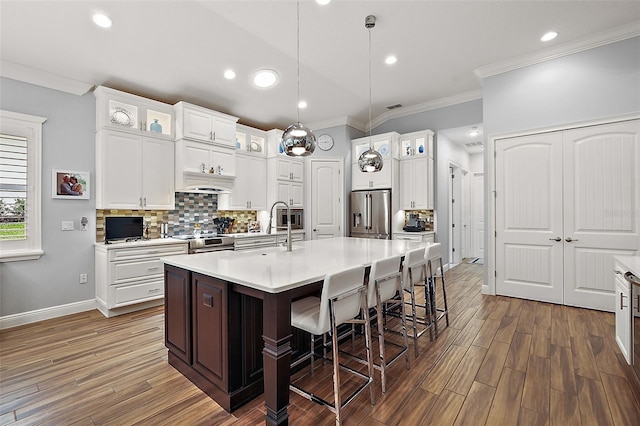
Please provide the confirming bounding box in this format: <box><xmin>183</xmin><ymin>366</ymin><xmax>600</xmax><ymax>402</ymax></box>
<box><xmin>346</xmin><ymin>255</ymin><xmax>410</xmax><ymax>393</ymax></box>
<box><xmin>400</xmin><ymin>247</ymin><xmax>434</xmax><ymax>356</ymax></box>
<box><xmin>290</xmin><ymin>265</ymin><xmax>376</xmax><ymax>425</ymax></box>
<box><xmin>426</xmin><ymin>243</ymin><xmax>449</xmax><ymax>337</ymax></box>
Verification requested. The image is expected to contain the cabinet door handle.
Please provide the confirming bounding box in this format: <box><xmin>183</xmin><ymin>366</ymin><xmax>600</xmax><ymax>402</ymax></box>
<box><xmin>549</xmin><ymin>237</ymin><xmax>561</xmax><ymax>241</ymax></box>
<box><xmin>614</xmin><ymin>269</ymin><xmax>623</xmax><ymax>275</ymax></box>
<box><xmin>212</xmin><ymin>131</ymin><xmax>216</xmax><ymax>140</ymax></box>
<box><xmin>620</xmin><ymin>292</ymin><xmax>627</xmax><ymax>309</ymax></box>
<box><xmin>143</xmin><ymin>197</ymin><xmax>147</xmax><ymax>207</ymax></box>
<box><xmin>565</xmin><ymin>237</ymin><xmax>578</xmax><ymax>242</ymax></box>
<box><xmin>139</xmin><ymin>197</ymin><xmax>143</xmax><ymax>207</ymax></box>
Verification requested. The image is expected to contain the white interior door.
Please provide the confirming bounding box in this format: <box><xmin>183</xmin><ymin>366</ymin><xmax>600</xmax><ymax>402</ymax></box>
<box><xmin>310</xmin><ymin>159</ymin><xmax>343</xmax><ymax>239</ymax></box>
<box><xmin>495</xmin><ymin>132</ymin><xmax>564</xmax><ymax>304</ymax></box>
<box><xmin>472</xmin><ymin>172</ymin><xmax>484</xmax><ymax>258</ymax></box>
<box><xmin>449</xmin><ymin>164</ymin><xmax>462</xmax><ymax>265</ymax></box>
<box><xmin>562</xmin><ymin>120</ymin><xmax>640</xmax><ymax>310</ymax></box>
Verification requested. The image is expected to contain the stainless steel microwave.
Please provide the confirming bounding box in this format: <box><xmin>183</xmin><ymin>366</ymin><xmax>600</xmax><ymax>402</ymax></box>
<box><xmin>276</xmin><ymin>208</ymin><xmax>304</xmax><ymax>230</ymax></box>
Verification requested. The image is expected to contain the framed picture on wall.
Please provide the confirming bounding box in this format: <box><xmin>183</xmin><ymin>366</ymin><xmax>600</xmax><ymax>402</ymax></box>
<box><xmin>52</xmin><ymin>169</ymin><xmax>90</xmax><ymax>200</ymax></box>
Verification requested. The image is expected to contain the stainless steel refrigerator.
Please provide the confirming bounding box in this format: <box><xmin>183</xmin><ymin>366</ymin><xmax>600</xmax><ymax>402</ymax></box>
<box><xmin>350</xmin><ymin>189</ymin><xmax>392</xmax><ymax>239</ymax></box>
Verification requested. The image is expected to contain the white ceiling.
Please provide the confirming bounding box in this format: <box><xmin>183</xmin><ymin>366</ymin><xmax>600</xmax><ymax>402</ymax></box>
<box><xmin>1</xmin><ymin>0</ymin><xmax>639</xmax><ymax>144</ymax></box>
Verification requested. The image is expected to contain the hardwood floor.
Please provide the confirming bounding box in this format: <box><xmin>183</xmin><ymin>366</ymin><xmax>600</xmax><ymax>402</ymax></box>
<box><xmin>2</xmin><ymin>262</ymin><xmax>639</xmax><ymax>425</ymax></box>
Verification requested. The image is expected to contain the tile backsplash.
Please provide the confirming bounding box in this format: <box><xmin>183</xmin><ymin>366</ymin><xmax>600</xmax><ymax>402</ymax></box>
<box><xmin>96</xmin><ymin>193</ymin><xmax>257</xmax><ymax>240</ymax></box>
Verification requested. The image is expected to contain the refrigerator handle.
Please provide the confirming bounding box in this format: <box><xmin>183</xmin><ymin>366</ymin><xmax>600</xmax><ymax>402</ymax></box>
<box><xmin>366</xmin><ymin>193</ymin><xmax>372</xmax><ymax>230</ymax></box>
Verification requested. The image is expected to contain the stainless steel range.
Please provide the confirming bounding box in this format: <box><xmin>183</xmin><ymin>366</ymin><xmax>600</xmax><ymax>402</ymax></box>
<box><xmin>172</xmin><ymin>233</ymin><xmax>235</xmax><ymax>254</ymax></box>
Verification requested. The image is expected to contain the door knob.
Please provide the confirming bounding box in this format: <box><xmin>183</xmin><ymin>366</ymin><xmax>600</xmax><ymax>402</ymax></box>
<box><xmin>549</xmin><ymin>237</ymin><xmax>561</xmax><ymax>241</ymax></box>
<box><xmin>565</xmin><ymin>237</ymin><xmax>578</xmax><ymax>242</ymax></box>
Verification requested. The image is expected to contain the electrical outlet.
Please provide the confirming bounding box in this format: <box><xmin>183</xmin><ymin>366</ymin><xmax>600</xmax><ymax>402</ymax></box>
<box><xmin>79</xmin><ymin>273</ymin><xmax>88</xmax><ymax>284</ymax></box>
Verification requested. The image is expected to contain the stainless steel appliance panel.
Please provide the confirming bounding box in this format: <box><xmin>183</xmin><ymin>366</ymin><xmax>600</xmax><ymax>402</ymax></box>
<box><xmin>350</xmin><ymin>190</ymin><xmax>391</xmax><ymax>239</ymax></box>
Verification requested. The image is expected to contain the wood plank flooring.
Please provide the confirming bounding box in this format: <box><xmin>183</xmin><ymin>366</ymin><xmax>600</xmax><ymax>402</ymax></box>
<box><xmin>2</xmin><ymin>262</ymin><xmax>640</xmax><ymax>425</ymax></box>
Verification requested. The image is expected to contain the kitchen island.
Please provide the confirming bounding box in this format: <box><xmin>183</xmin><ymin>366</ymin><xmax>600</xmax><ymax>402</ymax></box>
<box><xmin>162</xmin><ymin>237</ymin><xmax>427</xmax><ymax>425</ymax></box>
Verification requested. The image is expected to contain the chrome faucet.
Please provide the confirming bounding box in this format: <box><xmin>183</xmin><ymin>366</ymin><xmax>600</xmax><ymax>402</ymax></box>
<box><xmin>267</xmin><ymin>201</ymin><xmax>292</xmax><ymax>252</ymax></box>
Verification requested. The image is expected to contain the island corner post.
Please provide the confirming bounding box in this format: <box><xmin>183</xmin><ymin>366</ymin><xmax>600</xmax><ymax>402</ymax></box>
<box><xmin>262</xmin><ymin>290</ymin><xmax>294</xmax><ymax>425</ymax></box>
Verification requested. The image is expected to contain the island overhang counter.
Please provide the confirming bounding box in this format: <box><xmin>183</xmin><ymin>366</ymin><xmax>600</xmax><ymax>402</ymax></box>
<box><xmin>162</xmin><ymin>237</ymin><xmax>427</xmax><ymax>426</ymax></box>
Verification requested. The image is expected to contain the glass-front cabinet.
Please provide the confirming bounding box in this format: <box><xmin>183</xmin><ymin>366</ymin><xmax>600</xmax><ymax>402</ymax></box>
<box><xmin>399</xmin><ymin>129</ymin><xmax>434</xmax><ymax>158</ymax></box>
<box><xmin>235</xmin><ymin>124</ymin><xmax>266</xmax><ymax>156</ymax></box>
<box><xmin>94</xmin><ymin>86</ymin><xmax>174</xmax><ymax>139</ymax></box>
<box><xmin>351</xmin><ymin>132</ymin><xmax>400</xmax><ymax>162</ymax></box>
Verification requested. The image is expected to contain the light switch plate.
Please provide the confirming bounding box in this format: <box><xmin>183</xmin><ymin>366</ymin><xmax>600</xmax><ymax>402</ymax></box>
<box><xmin>61</xmin><ymin>221</ymin><xmax>74</xmax><ymax>231</ymax></box>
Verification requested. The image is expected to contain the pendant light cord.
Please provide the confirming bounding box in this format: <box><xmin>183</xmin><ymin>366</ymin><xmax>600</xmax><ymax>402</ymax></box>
<box><xmin>368</xmin><ymin>25</ymin><xmax>372</xmax><ymax>148</ymax></box>
<box><xmin>296</xmin><ymin>0</ymin><xmax>301</xmax><ymax>125</ymax></box>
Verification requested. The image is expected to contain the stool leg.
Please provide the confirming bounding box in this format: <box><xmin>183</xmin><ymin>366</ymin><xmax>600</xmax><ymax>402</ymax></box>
<box><xmin>361</xmin><ymin>290</ymin><xmax>376</xmax><ymax>406</ymax></box>
<box><xmin>439</xmin><ymin>257</ymin><xmax>449</xmax><ymax>326</ymax></box>
<box><xmin>428</xmin><ymin>259</ymin><xmax>439</xmax><ymax>338</ymax></box>
<box><xmin>310</xmin><ymin>333</ymin><xmax>315</xmax><ymax>373</ymax></box>
<box><xmin>375</xmin><ymin>291</ymin><xmax>388</xmax><ymax>394</ymax></box>
<box><xmin>408</xmin><ymin>268</ymin><xmax>419</xmax><ymax>357</ymax></box>
<box><xmin>330</xmin><ymin>306</ymin><xmax>342</xmax><ymax>425</ymax></box>
<box><xmin>422</xmin><ymin>263</ymin><xmax>434</xmax><ymax>342</ymax></box>
<box><xmin>399</xmin><ymin>285</ymin><xmax>411</xmax><ymax>371</ymax></box>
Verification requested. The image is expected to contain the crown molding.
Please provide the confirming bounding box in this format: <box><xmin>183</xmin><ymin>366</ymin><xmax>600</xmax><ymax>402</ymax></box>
<box><xmin>368</xmin><ymin>90</ymin><xmax>483</xmax><ymax>131</ymax></box>
<box><xmin>0</xmin><ymin>60</ymin><xmax>93</xmax><ymax>96</ymax></box>
<box><xmin>308</xmin><ymin>115</ymin><xmax>366</xmax><ymax>133</ymax></box>
<box><xmin>474</xmin><ymin>20</ymin><xmax>640</xmax><ymax>79</ymax></box>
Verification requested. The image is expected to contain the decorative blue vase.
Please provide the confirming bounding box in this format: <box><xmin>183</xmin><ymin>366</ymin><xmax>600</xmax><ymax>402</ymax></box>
<box><xmin>279</xmin><ymin>144</ymin><xmax>284</xmax><ymax>154</ymax></box>
<box><xmin>236</xmin><ymin>139</ymin><xmax>241</xmax><ymax>149</ymax></box>
<box><xmin>150</xmin><ymin>119</ymin><xmax>162</xmax><ymax>133</ymax></box>
<box><xmin>418</xmin><ymin>145</ymin><xmax>424</xmax><ymax>154</ymax></box>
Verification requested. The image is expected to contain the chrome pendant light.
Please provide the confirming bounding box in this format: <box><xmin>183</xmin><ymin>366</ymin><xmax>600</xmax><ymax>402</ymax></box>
<box><xmin>358</xmin><ymin>15</ymin><xmax>383</xmax><ymax>173</ymax></box>
<box><xmin>281</xmin><ymin>1</ymin><xmax>316</xmax><ymax>157</ymax></box>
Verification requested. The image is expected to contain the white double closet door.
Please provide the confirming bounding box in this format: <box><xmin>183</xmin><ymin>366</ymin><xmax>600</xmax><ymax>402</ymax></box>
<box><xmin>496</xmin><ymin>119</ymin><xmax>640</xmax><ymax>311</ymax></box>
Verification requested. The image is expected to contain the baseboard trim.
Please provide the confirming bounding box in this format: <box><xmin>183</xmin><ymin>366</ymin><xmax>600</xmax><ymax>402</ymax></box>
<box><xmin>0</xmin><ymin>299</ymin><xmax>97</xmax><ymax>330</ymax></box>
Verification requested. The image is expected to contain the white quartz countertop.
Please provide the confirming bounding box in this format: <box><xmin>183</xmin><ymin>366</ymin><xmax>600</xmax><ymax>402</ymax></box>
<box><xmin>162</xmin><ymin>237</ymin><xmax>429</xmax><ymax>293</ymax></box>
<box><xmin>614</xmin><ymin>255</ymin><xmax>640</xmax><ymax>280</ymax></box>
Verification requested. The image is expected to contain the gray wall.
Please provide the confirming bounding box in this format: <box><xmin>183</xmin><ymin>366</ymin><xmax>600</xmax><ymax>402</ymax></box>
<box><xmin>482</xmin><ymin>36</ymin><xmax>640</xmax><ymax>287</ymax></box>
<box><xmin>0</xmin><ymin>77</ymin><xmax>96</xmax><ymax>317</ymax></box>
<box><xmin>371</xmin><ymin>99</ymin><xmax>483</xmax><ymax>264</ymax></box>
<box><xmin>483</xmin><ymin>36</ymin><xmax>640</xmax><ymax>137</ymax></box>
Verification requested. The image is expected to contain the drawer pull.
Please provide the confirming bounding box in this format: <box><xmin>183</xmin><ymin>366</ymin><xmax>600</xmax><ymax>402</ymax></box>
<box><xmin>148</xmin><ymin>288</ymin><xmax>161</xmax><ymax>293</ymax></box>
<box><xmin>620</xmin><ymin>292</ymin><xmax>628</xmax><ymax>310</ymax></box>
<box><xmin>147</xmin><ymin>266</ymin><xmax>160</xmax><ymax>271</ymax></box>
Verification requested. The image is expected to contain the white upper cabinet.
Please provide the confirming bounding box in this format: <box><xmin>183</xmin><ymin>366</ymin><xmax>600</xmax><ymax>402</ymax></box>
<box><xmin>399</xmin><ymin>156</ymin><xmax>433</xmax><ymax>209</ymax></box>
<box><xmin>218</xmin><ymin>153</ymin><xmax>267</xmax><ymax>211</ymax></box>
<box><xmin>351</xmin><ymin>132</ymin><xmax>399</xmax><ymax>190</ymax></box>
<box><xmin>94</xmin><ymin>86</ymin><xmax>175</xmax><ymax>139</ymax></box>
<box><xmin>174</xmin><ymin>101</ymin><xmax>238</xmax><ymax>147</ymax></box>
<box><xmin>276</xmin><ymin>157</ymin><xmax>303</xmax><ymax>182</ymax></box>
<box><xmin>267</xmin><ymin>156</ymin><xmax>304</xmax><ymax>208</ymax></box>
<box><xmin>265</xmin><ymin>129</ymin><xmax>285</xmax><ymax>157</ymax></box>
<box><xmin>399</xmin><ymin>129</ymin><xmax>434</xmax><ymax>158</ymax></box>
<box><xmin>235</xmin><ymin>124</ymin><xmax>266</xmax><ymax>156</ymax></box>
<box><xmin>96</xmin><ymin>130</ymin><xmax>174</xmax><ymax>210</ymax></box>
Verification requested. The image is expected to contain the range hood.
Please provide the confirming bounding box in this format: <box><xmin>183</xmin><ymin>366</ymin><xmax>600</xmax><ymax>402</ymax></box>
<box><xmin>176</xmin><ymin>171</ymin><xmax>234</xmax><ymax>194</ymax></box>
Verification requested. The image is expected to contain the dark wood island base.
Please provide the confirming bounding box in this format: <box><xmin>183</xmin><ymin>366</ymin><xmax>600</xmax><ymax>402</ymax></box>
<box><xmin>164</xmin><ymin>264</ymin><xmax>317</xmax><ymax>425</ymax></box>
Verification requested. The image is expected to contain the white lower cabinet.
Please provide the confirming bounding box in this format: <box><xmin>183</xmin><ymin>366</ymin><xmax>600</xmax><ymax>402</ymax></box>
<box><xmin>614</xmin><ymin>262</ymin><xmax>632</xmax><ymax>363</ymax></box>
<box><xmin>276</xmin><ymin>181</ymin><xmax>303</xmax><ymax>208</ymax></box>
<box><xmin>393</xmin><ymin>232</ymin><xmax>435</xmax><ymax>243</ymax></box>
<box><xmin>96</xmin><ymin>130</ymin><xmax>175</xmax><ymax>210</ymax></box>
<box><xmin>234</xmin><ymin>232</ymin><xmax>305</xmax><ymax>251</ymax></box>
<box><xmin>95</xmin><ymin>240</ymin><xmax>188</xmax><ymax>317</ymax></box>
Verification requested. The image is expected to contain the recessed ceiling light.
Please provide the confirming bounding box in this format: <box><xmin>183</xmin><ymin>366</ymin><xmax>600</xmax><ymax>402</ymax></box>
<box><xmin>541</xmin><ymin>31</ymin><xmax>558</xmax><ymax>42</ymax></box>
<box><xmin>92</xmin><ymin>13</ymin><xmax>112</xmax><ymax>29</ymax></box>
<box><xmin>385</xmin><ymin>56</ymin><xmax>397</xmax><ymax>65</ymax></box>
<box><xmin>298</xmin><ymin>101</ymin><xmax>307</xmax><ymax>109</ymax></box>
<box><xmin>252</xmin><ymin>69</ymin><xmax>279</xmax><ymax>88</ymax></box>
<box><xmin>316</xmin><ymin>0</ymin><xmax>331</xmax><ymax>5</ymax></box>
<box><xmin>469</xmin><ymin>127</ymin><xmax>480</xmax><ymax>137</ymax></box>
<box><xmin>224</xmin><ymin>69</ymin><xmax>236</xmax><ymax>80</ymax></box>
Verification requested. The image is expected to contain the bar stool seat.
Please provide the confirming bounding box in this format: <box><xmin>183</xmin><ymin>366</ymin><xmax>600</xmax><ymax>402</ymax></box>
<box><xmin>426</xmin><ymin>243</ymin><xmax>449</xmax><ymax>337</ymax></box>
<box><xmin>290</xmin><ymin>265</ymin><xmax>375</xmax><ymax>425</ymax></box>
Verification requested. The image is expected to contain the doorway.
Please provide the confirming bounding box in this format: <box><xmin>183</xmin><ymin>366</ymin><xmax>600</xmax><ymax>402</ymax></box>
<box><xmin>309</xmin><ymin>159</ymin><xmax>343</xmax><ymax>239</ymax></box>
<box><xmin>449</xmin><ymin>162</ymin><xmax>469</xmax><ymax>266</ymax></box>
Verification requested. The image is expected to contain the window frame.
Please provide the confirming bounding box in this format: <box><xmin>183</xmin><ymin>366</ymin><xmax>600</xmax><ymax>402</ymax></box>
<box><xmin>0</xmin><ymin>110</ymin><xmax>46</xmax><ymax>262</ymax></box>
